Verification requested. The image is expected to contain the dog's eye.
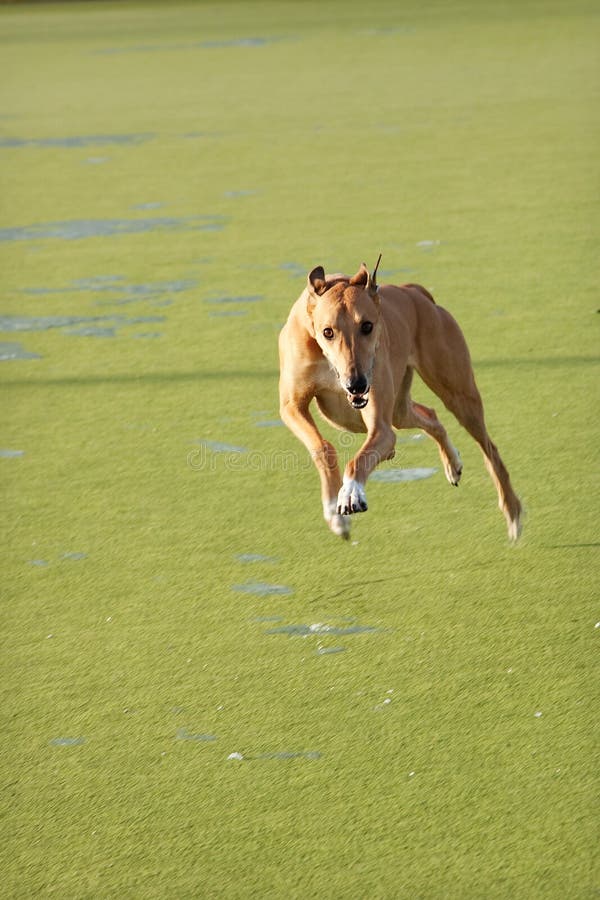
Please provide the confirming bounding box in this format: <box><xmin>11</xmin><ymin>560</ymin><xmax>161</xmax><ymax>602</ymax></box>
<box><xmin>361</xmin><ymin>321</ymin><xmax>373</xmax><ymax>335</ymax></box>
<box><xmin>322</xmin><ymin>327</ymin><xmax>334</xmax><ymax>340</ymax></box>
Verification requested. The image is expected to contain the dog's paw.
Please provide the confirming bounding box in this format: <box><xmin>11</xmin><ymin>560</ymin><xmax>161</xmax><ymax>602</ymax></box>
<box><xmin>323</xmin><ymin>498</ymin><xmax>351</xmax><ymax>537</ymax></box>
<box><xmin>330</xmin><ymin>514</ymin><xmax>351</xmax><ymax>538</ymax></box>
<box><xmin>337</xmin><ymin>479</ymin><xmax>368</xmax><ymax>516</ymax></box>
<box><xmin>444</xmin><ymin>446</ymin><xmax>463</xmax><ymax>486</ymax></box>
<box><xmin>323</xmin><ymin>498</ymin><xmax>350</xmax><ymax>540</ymax></box>
<box><xmin>323</xmin><ymin>499</ymin><xmax>352</xmax><ymax>538</ymax></box>
<box><xmin>506</xmin><ymin>507</ymin><xmax>523</xmax><ymax>544</ymax></box>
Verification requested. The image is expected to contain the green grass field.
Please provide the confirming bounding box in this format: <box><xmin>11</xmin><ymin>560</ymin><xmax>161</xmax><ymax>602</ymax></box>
<box><xmin>1</xmin><ymin>1</ymin><xmax>598</xmax><ymax>896</ymax></box>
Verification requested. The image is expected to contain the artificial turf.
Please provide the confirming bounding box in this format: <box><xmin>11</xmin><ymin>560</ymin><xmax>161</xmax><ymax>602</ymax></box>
<box><xmin>1</xmin><ymin>0</ymin><xmax>598</xmax><ymax>896</ymax></box>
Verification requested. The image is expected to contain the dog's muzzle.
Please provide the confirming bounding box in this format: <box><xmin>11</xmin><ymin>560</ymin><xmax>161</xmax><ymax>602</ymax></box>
<box><xmin>346</xmin><ymin>387</ymin><xmax>370</xmax><ymax>409</ymax></box>
<box><xmin>345</xmin><ymin>374</ymin><xmax>370</xmax><ymax>409</ymax></box>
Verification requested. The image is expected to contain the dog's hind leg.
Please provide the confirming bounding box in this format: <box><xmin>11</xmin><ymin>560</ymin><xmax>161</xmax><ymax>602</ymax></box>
<box><xmin>452</xmin><ymin>392</ymin><xmax>522</xmax><ymax>541</ymax></box>
<box><xmin>413</xmin><ymin>309</ymin><xmax>522</xmax><ymax>540</ymax></box>
<box><xmin>426</xmin><ymin>383</ymin><xmax>522</xmax><ymax>541</ymax></box>
<box><xmin>395</xmin><ymin>400</ymin><xmax>463</xmax><ymax>486</ymax></box>
<box><xmin>392</xmin><ymin>367</ymin><xmax>462</xmax><ymax>485</ymax></box>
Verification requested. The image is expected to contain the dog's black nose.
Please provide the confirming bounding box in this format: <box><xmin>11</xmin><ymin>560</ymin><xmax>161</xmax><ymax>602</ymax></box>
<box><xmin>346</xmin><ymin>374</ymin><xmax>368</xmax><ymax>395</ymax></box>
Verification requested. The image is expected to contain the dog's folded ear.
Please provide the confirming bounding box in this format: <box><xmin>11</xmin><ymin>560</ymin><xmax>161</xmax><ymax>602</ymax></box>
<box><xmin>350</xmin><ymin>257</ymin><xmax>381</xmax><ymax>300</ymax></box>
<box><xmin>308</xmin><ymin>266</ymin><xmax>328</xmax><ymax>297</ymax></box>
<box><xmin>349</xmin><ymin>263</ymin><xmax>369</xmax><ymax>287</ymax></box>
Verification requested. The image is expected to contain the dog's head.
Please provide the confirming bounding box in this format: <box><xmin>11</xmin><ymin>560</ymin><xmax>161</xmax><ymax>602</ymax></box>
<box><xmin>306</xmin><ymin>258</ymin><xmax>382</xmax><ymax>409</ymax></box>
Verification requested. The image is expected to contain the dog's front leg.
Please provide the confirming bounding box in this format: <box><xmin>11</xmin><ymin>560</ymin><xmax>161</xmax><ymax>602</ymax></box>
<box><xmin>280</xmin><ymin>394</ymin><xmax>350</xmax><ymax>538</ymax></box>
<box><xmin>337</xmin><ymin>422</ymin><xmax>396</xmax><ymax>516</ymax></box>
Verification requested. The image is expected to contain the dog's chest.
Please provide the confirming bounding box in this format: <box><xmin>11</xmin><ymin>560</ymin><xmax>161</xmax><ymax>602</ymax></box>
<box><xmin>307</xmin><ymin>357</ymin><xmax>366</xmax><ymax>432</ymax></box>
<box><xmin>314</xmin><ymin>377</ymin><xmax>367</xmax><ymax>433</ymax></box>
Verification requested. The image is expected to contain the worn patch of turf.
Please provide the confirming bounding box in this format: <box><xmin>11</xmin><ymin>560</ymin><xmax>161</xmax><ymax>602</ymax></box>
<box><xmin>1</xmin><ymin>1</ymin><xmax>598</xmax><ymax>896</ymax></box>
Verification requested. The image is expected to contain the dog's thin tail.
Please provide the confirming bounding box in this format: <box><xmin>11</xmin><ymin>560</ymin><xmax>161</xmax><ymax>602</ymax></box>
<box><xmin>371</xmin><ymin>253</ymin><xmax>382</xmax><ymax>286</ymax></box>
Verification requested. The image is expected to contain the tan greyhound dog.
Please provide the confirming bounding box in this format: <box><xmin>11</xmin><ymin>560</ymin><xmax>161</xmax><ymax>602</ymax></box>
<box><xmin>278</xmin><ymin>258</ymin><xmax>522</xmax><ymax>541</ymax></box>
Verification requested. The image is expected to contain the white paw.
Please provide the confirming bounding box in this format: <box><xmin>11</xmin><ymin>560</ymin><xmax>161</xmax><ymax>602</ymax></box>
<box><xmin>507</xmin><ymin>512</ymin><xmax>522</xmax><ymax>543</ymax></box>
<box><xmin>444</xmin><ymin>446</ymin><xmax>462</xmax><ymax>486</ymax></box>
<box><xmin>323</xmin><ymin>499</ymin><xmax>351</xmax><ymax>538</ymax></box>
<box><xmin>336</xmin><ymin>478</ymin><xmax>368</xmax><ymax>516</ymax></box>
<box><xmin>330</xmin><ymin>513</ymin><xmax>351</xmax><ymax>538</ymax></box>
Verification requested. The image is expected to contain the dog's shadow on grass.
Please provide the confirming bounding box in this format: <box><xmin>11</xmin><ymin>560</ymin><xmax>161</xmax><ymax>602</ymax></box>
<box><xmin>543</xmin><ymin>542</ymin><xmax>599</xmax><ymax>549</ymax></box>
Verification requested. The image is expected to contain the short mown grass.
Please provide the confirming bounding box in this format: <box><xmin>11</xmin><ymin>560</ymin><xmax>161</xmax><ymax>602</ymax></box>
<box><xmin>1</xmin><ymin>1</ymin><xmax>598</xmax><ymax>896</ymax></box>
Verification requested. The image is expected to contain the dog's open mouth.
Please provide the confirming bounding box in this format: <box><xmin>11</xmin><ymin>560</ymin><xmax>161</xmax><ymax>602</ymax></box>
<box><xmin>347</xmin><ymin>391</ymin><xmax>369</xmax><ymax>409</ymax></box>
